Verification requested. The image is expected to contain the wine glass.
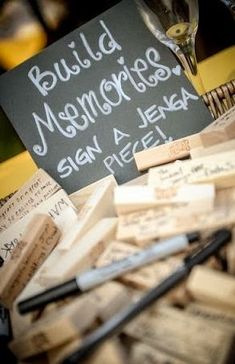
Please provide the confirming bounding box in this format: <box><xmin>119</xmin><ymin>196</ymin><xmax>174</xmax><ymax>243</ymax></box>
<box><xmin>134</xmin><ymin>0</ymin><xmax>205</xmax><ymax>94</ymax></box>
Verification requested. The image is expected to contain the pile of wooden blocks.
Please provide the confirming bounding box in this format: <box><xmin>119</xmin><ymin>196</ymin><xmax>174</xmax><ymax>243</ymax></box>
<box><xmin>0</xmin><ymin>105</ymin><xmax>235</xmax><ymax>364</ymax></box>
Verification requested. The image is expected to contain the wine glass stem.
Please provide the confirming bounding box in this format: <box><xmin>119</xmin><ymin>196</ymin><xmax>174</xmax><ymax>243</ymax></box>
<box><xmin>176</xmin><ymin>36</ymin><xmax>205</xmax><ymax>95</ymax></box>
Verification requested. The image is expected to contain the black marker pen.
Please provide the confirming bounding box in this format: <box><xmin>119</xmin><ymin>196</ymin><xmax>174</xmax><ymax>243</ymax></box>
<box><xmin>18</xmin><ymin>232</ymin><xmax>199</xmax><ymax>314</ymax></box>
<box><xmin>60</xmin><ymin>228</ymin><xmax>232</xmax><ymax>364</ymax></box>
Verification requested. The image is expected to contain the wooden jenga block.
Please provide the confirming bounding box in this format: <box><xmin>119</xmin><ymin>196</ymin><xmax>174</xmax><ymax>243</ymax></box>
<box><xmin>116</xmin><ymin>207</ymin><xmax>169</xmax><ymax>243</ymax></box>
<box><xmin>91</xmin><ymin>281</ymin><xmax>131</xmax><ymax>321</ymax></box>
<box><xmin>0</xmin><ymin>169</ymin><xmax>60</xmax><ymax>232</ymax></box>
<box><xmin>86</xmin><ymin>340</ymin><xmax>127</xmax><ymax>364</ymax></box>
<box><xmin>121</xmin><ymin>256</ymin><xmax>182</xmax><ymax>290</ymax></box>
<box><xmin>148</xmin><ymin>149</ymin><xmax>235</xmax><ymax>188</ymax></box>
<box><xmin>47</xmin><ymin>338</ymin><xmax>81</xmax><ymax>364</ymax></box>
<box><xmin>124</xmin><ymin>305</ymin><xmax>235</xmax><ymax>364</ymax></box>
<box><xmin>134</xmin><ymin>133</ymin><xmax>202</xmax><ymax>171</ymax></box>
<box><xmin>133</xmin><ymin>187</ymin><xmax>235</xmax><ymax>243</ymax></box>
<box><xmin>186</xmin><ymin>265</ymin><xmax>235</xmax><ymax>312</ymax></box>
<box><xmin>0</xmin><ymin>214</ymin><xmax>61</xmax><ymax>308</ymax></box>
<box><xmin>57</xmin><ymin>177</ymin><xmax>117</xmax><ymax>251</ymax></box>
<box><xmin>190</xmin><ymin>139</ymin><xmax>235</xmax><ymax>159</ymax></box>
<box><xmin>48</xmin><ymin>339</ymin><xmax>126</xmax><ymax>364</ymax></box>
<box><xmin>9</xmin><ymin>296</ymin><xmax>97</xmax><ymax>359</ymax></box>
<box><xmin>186</xmin><ymin>302</ymin><xmax>235</xmax><ymax>332</ymax></box>
<box><xmin>130</xmin><ymin>342</ymin><xmax>188</xmax><ymax>364</ymax></box>
<box><xmin>0</xmin><ymin>189</ymin><xmax>76</xmax><ymax>264</ymax></box>
<box><xmin>199</xmin><ymin>105</ymin><xmax>235</xmax><ymax>147</ymax></box>
<box><xmin>114</xmin><ymin>184</ymin><xmax>215</xmax><ymax>214</ymax></box>
<box><xmin>43</xmin><ymin>218</ymin><xmax>118</xmax><ymax>284</ymax></box>
<box><xmin>95</xmin><ymin>241</ymin><xmax>140</xmax><ymax>268</ymax></box>
<box><xmin>69</xmin><ymin>174</ymin><xmax>117</xmax><ymax>210</ymax></box>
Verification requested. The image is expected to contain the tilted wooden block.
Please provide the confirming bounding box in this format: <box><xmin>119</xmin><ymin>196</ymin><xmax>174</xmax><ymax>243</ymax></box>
<box><xmin>43</xmin><ymin>218</ymin><xmax>118</xmax><ymax>284</ymax></box>
<box><xmin>186</xmin><ymin>265</ymin><xmax>235</xmax><ymax>312</ymax></box>
<box><xmin>190</xmin><ymin>139</ymin><xmax>235</xmax><ymax>159</ymax></box>
<box><xmin>186</xmin><ymin>302</ymin><xmax>235</xmax><ymax>332</ymax></box>
<box><xmin>121</xmin><ymin>256</ymin><xmax>182</xmax><ymax>290</ymax></box>
<box><xmin>114</xmin><ymin>184</ymin><xmax>215</xmax><ymax>214</ymax></box>
<box><xmin>0</xmin><ymin>214</ymin><xmax>61</xmax><ymax>308</ymax></box>
<box><xmin>9</xmin><ymin>296</ymin><xmax>97</xmax><ymax>359</ymax></box>
<box><xmin>91</xmin><ymin>281</ymin><xmax>131</xmax><ymax>321</ymax></box>
<box><xmin>95</xmin><ymin>240</ymin><xmax>140</xmax><ymax>268</ymax></box>
<box><xmin>134</xmin><ymin>133</ymin><xmax>202</xmax><ymax>171</ymax></box>
<box><xmin>199</xmin><ymin>105</ymin><xmax>235</xmax><ymax>147</ymax></box>
<box><xmin>0</xmin><ymin>169</ymin><xmax>60</xmax><ymax>233</ymax></box>
<box><xmin>0</xmin><ymin>189</ymin><xmax>76</xmax><ymax>264</ymax></box>
<box><xmin>57</xmin><ymin>177</ymin><xmax>117</xmax><ymax>251</ymax></box>
<box><xmin>69</xmin><ymin>174</ymin><xmax>117</xmax><ymax>210</ymax></box>
<box><xmin>148</xmin><ymin>149</ymin><xmax>235</xmax><ymax>189</ymax></box>
<box><xmin>124</xmin><ymin>305</ymin><xmax>235</xmax><ymax>364</ymax></box>
<box><xmin>130</xmin><ymin>342</ymin><xmax>188</xmax><ymax>364</ymax></box>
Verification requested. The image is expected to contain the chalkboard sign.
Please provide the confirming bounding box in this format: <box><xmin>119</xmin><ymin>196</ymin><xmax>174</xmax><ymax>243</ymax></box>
<box><xmin>0</xmin><ymin>0</ymin><xmax>213</xmax><ymax>193</ymax></box>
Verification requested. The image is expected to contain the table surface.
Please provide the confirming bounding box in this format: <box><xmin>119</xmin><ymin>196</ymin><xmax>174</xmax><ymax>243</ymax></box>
<box><xmin>0</xmin><ymin>45</ymin><xmax>235</xmax><ymax>199</ymax></box>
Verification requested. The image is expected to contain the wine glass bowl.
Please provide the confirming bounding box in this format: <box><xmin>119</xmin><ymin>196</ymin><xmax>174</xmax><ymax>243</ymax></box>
<box><xmin>135</xmin><ymin>0</ymin><xmax>204</xmax><ymax>93</ymax></box>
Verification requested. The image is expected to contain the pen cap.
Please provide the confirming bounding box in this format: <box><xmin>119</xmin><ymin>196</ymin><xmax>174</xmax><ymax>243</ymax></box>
<box><xmin>186</xmin><ymin>232</ymin><xmax>200</xmax><ymax>244</ymax></box>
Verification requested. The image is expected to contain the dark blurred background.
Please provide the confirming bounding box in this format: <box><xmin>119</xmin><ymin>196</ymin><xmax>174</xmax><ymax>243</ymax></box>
<box><xmin>0</xmin><ymin>0</ymin><xmax>234</xmax><ymax>163</ymax></box>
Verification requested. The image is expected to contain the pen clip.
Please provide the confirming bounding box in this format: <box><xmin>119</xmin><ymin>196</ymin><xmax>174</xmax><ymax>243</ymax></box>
<box><xmin>183</xmin><ymin>244</ymin><xmax>204</xmax><ymax>264</ymax></box>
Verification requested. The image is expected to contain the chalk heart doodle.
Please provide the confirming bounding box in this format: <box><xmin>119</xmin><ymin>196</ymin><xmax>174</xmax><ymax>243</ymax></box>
<box><xmin>68</xmin><ymin>41</ymin><xmax>76</xmax><ymax>49</ymax></box>
<box><xmin>172</xmin><ymin>65</ymin><xmax>181</xmax><ymax>76</ymax></box>
<box><xmin>117</xmin><ymin>56</ymin><xmax>125</xmax><ymax>65</ymax></box>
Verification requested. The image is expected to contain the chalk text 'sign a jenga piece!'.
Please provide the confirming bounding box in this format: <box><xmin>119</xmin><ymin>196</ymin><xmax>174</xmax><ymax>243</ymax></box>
<box><xmin>148</xmin><ymin>149</ymin><xmax>235</xmax><ymax>188</ymax></box>
<box><xmin>200</xmin><ymin>105</ymin><xmax>235</xmax><ymax>147</ymax></box>
<box><xmin>0</xmin><ymin>169</ymin><xmax>60</xmax><ymax>232</ymax></box>
<box><xmin>0</xmin><ymin>214</ymin><xmax>61</xmax><ymax>308</ymax></box>
<box><xmin>42</xmin><ymin>218</ymin><xmax>118</xmax><ymax>284</ymax></box>
<box><xmin>190</xmin><ymin>139</ymin><xmax>235</xmax><ymax>159</ymax></box>
<box><xmin>134</xmin><ymin>133</ymin><xmax>202</xmax><ymax>171</ymax></box>
<box><xmin>9</xmin><ymin>296</ymin><xmax>97</xmax><ymax>360</ymax></box>
<box><xmin>186</xmin><ymin>265</ymin><xmax>235</xmax><ymax>312</ymax></box>
<box><xmin>124</xmin><ymin>305</ymin><xmax>235</xmax><ymax>364</ymax></box>
<box><xmin>0</xmin><ymin>189</ymin><xmax>75</xmax><ymax>264</ymax></box>
<box><xmin>114</xmin><ymin>184</ymin><xmax>215</xmax><ymax>214</ymax></box>
<box><xmin>57</xmin><ymin>177</ymin><xmax>117</xmax><ymax>251</ymax></box>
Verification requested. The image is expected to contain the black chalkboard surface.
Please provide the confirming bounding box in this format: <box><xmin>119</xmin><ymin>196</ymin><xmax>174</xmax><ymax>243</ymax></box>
<box><xmin>0</xmin><ymin>0</ymin><xmax>213</xmax><ymax>193</ymax></box>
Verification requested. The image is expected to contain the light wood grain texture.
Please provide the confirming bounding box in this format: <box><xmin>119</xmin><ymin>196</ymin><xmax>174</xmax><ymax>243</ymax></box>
<box><xmin>124</xmin><ymin>306</ymin><xmax>235</xmax><ymax>364</ymax></box>
<box><xmin>134</xmin><ymin>133</ymin><xmax>202</xmax><ymax>171</ymax></box>
<box><xmin>114</xmin><ymin>184</ymin><xmax>215</xmax><ymax>214</ymax></box>
<box><xmin>190</xmin><ymin>139</ymin><xmax>235</xmax><ymax>159</ymax></box>
<box><xmin>9</xmin><ymin>296</ymin><xmax>96</xmax><ymax>359</ymax></box>
<box><xmin>0</xmin><ymin>189</ymin><xmax>75</xmax><ymax>264</ymax></box>
<box><xmin>130</xmin><ymin>342</ymin><xmax>188</xmax><ymax>364</ymax></box>
<box><xmin>0</xmin><ymin>169</ymin><xmax>60</xmax><ymax>232</ymax></box>
<box><xmin>200</xmin><ymin>105</ymin><xmax>235</xmax><ymax>147</ymax></box>
<box><xmin>57</xmin><ymin>178</ymin><xmax>117</xmax><ymax>251</ymax></box>
<box><xmin>148</xmin><ymin>150</ymin><xmax>235</xmax><ymax>189</ymax></box>
<box><xmin>186</xmin><ymin>265</ymin><xmax>235</xmax><ymax>312</ymax></box>
<box><xmin>0</xmin><ymin>214</ymin><xmax>61</xmax><ymax>308</ymax></box>
<box><xmin>43</xmin><ymin>218</ymin><xmax>118</xmax><ymax>284</ymax></box>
